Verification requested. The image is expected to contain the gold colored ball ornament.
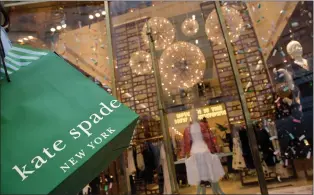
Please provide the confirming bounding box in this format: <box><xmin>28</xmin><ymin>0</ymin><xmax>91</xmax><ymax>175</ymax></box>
<box><xmin>181</xmin><ymin>18</ymin><xmax>199</xmax><ymax>37</ymax></box>
<box><xmin>205</xmin><ymin>6</ymin><xmax>244</xmax><ymax>45</ymax></box>
<box><xmin>159</xmin><ymin>42</ymin><xmax>206</xmax><ymax>90</ymax></box>
<box><xmin>129</xmin><ymin>51</ymin><xmax>152</xmax><ymax>75</ymax></box>
<box><xmin>142</xmin><ymin>17</ymin><xmax>175</xmax><ymax>51</ymax></box>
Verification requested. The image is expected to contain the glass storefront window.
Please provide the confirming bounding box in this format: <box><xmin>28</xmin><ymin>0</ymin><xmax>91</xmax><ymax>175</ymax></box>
<box><xmin>108</xmin><ymin>1</ymin><xmax>313</xmax><ymax>195</ymax></box>
<box><xmin>3</xmin><ymin>1</ymin><xmax>313</xmax><ymax>195</ymax></box>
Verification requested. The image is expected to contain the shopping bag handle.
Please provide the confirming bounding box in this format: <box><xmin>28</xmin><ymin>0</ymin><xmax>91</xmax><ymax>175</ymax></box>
<box><xmin>0</xmin><ymin>4</ymin><xmax>10</xmax><ymax>82</ymax></box>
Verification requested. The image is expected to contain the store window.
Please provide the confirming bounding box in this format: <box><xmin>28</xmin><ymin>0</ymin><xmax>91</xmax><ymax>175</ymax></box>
<box><xmin>4</xmin><ymin>1</ymin><xmax>313</xmax><ymax>195</ymax></box>
<box><xmin>108</xmin><ymin>1</ymin><xmax>313</xmax><ymax>195</ymax></box>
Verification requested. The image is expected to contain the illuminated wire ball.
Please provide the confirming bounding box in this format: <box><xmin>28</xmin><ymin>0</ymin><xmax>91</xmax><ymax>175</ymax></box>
<box><xmin>159</xmin><ymin>42</ymin><xmax>206</xmax><ymax>90</ymax></box>
<box><xmin>181</xmin><ymin>18</ymin><xmax>199</xmax><ymax>37</ymax></box>
<box><xmin>142</xmin><ymin>17</ymin><xmax>175</xmax><ymax>51</ymax></box>
<box><xmin>129</xmin><ymin>51</ymin><xmax>152</xmax><ymax>75</ymax></box>
<box><xmin>205</xmin><ymin>6</ymin><xmax>244</xmax><ymax>45</ymax></box>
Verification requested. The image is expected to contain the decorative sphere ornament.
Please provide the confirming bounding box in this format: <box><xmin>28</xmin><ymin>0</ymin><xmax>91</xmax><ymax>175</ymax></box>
<box><xmin>205</xmin><ymin>6</ymin><xmax>244</xmax><ymax>45</ymax></box>
<box><xmin>181</xmin><ymin>18</ymin><xmax>199</xmax><ymax>37</ymax></box>
<box><xmin>159</xmin><ymin>42</ymin><xmax>206</xmax><ymax>90</ymax></box>
<box><xmin>142</xmin><ymin>17</ymin><xmax>175</xmax><ymax>51</ymax></box>
<box><xmin>129</xmin><ymin>51</ymin><xmax>152</xmax><ymax>75</ymax></box>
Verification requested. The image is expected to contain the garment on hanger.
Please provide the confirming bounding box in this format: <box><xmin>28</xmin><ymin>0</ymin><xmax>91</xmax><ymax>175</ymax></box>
<box><xmin>266</xmin><ymin>121</ymin><xmax>289</xmax><ymax>178</ymax></box>
<box><xmin>225</xmin><ymin>133</ymin><xmax>235</xmax><ymax>173</ymax></box>
<box><xmin>89</xmin><ymin>176</ymin><xmax>100</xmax><ymax>195</ymax></box>
<box><xmin>238</xmin><ymin>128</ymin><xmax>255</xmax><ymax>169</ymax></box>
<box><xmin>136</xmin><ymin>148</ymin><xmax>145</xmax><ymax>171</ymax></box>
<box><xmin>160</xmin><ymin>143</ymin><xmax>171</xmax><ymax>194</ymax></box>
<box><xmin>184</xmin><ymin>122</ymin><xmax>225</xmax><ymax>185</ymax></box>
<box><xmin>127</xmin><ymin>148</ymin><xmax>136</xmax><ymax>174</ymax></box>
<box><xmin>82</xmin><ymin>184</ymin><xmax>91</xmax><ymax>195</ymax></box>
<box><xmin>232</xmin><ymin>136</ymin><xmax>246</xmax><ymax>170</ymax></box>
<box><xmin>275</xmin><ymin>87</ymin><xmax>312</xmax><ymax>160</ymax></box>
<box><xmin>255</xmin><ymin>127</ymin><xmax>277</xmax><ymax>167</ymax></box>
<box><xmin>142</xmin><ymin>142</ymin><xmax>155</xmax><ymax>183</ymax></box>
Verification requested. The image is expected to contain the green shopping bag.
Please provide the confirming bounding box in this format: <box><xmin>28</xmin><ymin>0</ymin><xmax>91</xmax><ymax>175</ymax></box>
<box><xmin>1</xmin><ymin>45</ymin><xmax>138</xmax><ymax>194</ymax></box>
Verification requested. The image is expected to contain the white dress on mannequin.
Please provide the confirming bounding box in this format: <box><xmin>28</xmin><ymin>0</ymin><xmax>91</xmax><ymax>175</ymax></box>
<box><xmin>185</xmin><ymin>123</ymin><xmax>225</xmax><ymax>185</ymax></box>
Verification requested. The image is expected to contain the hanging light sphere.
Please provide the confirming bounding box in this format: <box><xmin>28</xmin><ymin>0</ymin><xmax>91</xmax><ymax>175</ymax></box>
<box><xmin>129</xmin><ymin>51</ymin><xmax>152</xmax><ymax>75</ymax></box>
<box><xmin>181</xmin><ymin>18</ymin><xmax>199</xmax><ymax>37</ymax></box>
<box><xmin>142</xmin><ymin>17</ymin><xmax>175</xmax><ymax>51</ymax></box>
<box><xmin>205</xmin><ymin>6</ymin><xmax>244</xmax><ymax>45</ymax></box>
<box><xmin>159</xmin><ymin>42</ymin><xmax>206</xmax><ymax>90</ymax></box>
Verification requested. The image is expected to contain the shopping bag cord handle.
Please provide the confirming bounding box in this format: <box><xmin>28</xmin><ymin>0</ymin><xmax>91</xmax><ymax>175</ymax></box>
<box><xmin>0</xmin><ymin>37</ymin><xmax>10</xmax><ymax>82</ymax></box>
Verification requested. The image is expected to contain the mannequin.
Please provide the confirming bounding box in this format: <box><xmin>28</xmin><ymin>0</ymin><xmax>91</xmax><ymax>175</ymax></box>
<box><xmin>272</xmin><ymin>57</ymin><xmax>311</xmax><ymax>160</ymax></box>
<box><xmin>183</xmin><ymin>109</ymin><xmax>225</xmax><ymax>195</ymax></box>
<box><xmin>286</xmin><ymin>40</ymin><xmax>310</xmax><ymax>71</ymax></box>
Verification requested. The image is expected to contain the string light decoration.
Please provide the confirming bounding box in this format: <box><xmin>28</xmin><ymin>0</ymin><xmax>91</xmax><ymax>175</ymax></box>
<box><xmin>181</xmin><ymin>18</ymin><xmax>199</xmax><ymax>37</ymax></box>
<box><xmin>142</xmin><ymin>17</ymin><xmax>175</xmax><ymax>50</ymax></box>
<box><xmin>159</xmin><ymin>41</ymin><xmax>206</xmax><ymax>90</ymax></box>
<box><xmin>129</xmin><ymin>51</ymin><xmax>152</xmax><ymax>75</ymax></box>
<box><xmin>205</xmin><ymin>6</ymin><xmax>244</xmax><ymax>44</ymax></box>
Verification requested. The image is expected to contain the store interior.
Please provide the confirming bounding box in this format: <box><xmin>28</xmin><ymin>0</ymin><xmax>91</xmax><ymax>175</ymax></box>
<box><xmin>4</xmin><ymin>1</ymin><xmax>313</xmax><ymax>194</ymax></box>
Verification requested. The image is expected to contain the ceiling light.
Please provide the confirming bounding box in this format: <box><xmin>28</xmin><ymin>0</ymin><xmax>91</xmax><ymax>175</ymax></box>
<box><xmin>102</xmin><ymin>11</ymin><xmax>106</xmax><ymax>15</ymax></box>
<box><xmin>56</xmin><ymin>26</ymin><xmax>62</xmax><ymax>30</ymax></box>
<box><xmin>89</xmin><ymin>15</ymin><xmax>94</xmax><ymax>19</ymax></box>
<box><xmin>95</xmin><ymin>13</ymin><xmax>100</xmax><ymax>17</ymax></box>
<box><xmin>28</xmin><ymin>36</ymin><xmax>34</xmax><ymax>39</ymax></box>
<box><xmin>23</xmin><ymin>37</ymin><xmax>28</xmax><ymax>41</ymax></box>
<box><xmin>50</xmin><ymin>27</ymin><xmax>56</xmax><ymax>32</ymax></box>
<box><xmin>17</xmin><ymin>39</ymin><xmax>23</xmax><ymax>43</ymax></box>
<box><xmin>62</xmin><ymin>24</ymin><xmax>67</xmax><ymax>28</ymax></box>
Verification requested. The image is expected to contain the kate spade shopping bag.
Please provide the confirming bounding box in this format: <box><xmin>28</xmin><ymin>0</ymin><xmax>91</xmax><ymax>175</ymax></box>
<box><xmin>1</xmin><ymin>45</ymin><xmax>138</xmax><ymax>195</ymax></box>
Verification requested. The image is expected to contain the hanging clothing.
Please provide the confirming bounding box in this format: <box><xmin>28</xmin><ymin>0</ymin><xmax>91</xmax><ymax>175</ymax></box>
<box><xmin>136</xmin><ymin>151</ymin><xmax>145</xmax><ymax>171</ymax></box>
<box><xmin>293</xmin><ymin>59</ymin><xmax>313</xmax><ymax>144</ymax></box>
<box><xmin>255</xmin><ymin>128</ymin><xmax>277</xmax><ymax>167</ymax></box>
<box><xmin>183</xmin><ymin>122</ymin><xmax>218</xmax><ymax>154</ymax></box>
<box><xmin>148</xmin><ymin>142</ymin><xmax>160</xmax><ymax>170</ymax></box>
<box><xmin>267</xmin><ymin>121</ymin><xmax>290</xmax><ymax>178</ymax></box>
<box><xmin>239</xmin><ymin>128</ymin><xmax>255</xmax><ymax>169</ymax></box>
<box><xmin>160</xmin><ymin>143</ymin><xmax>171</xmax><ymax>194</ymax></box>
<box><xmin>127</xmin><ymin>148</ymin><xmax>136</xmax><ymax>174</ymax></box>
<box><xmin>89</xmin><ymin>177</ymin><xmax>100</xmax><ymax>195</ymax></box>
<box><xmin>275</xmin><ymin>87</ymin><xmax>312</xmax><ymax>160</ymax></box>
<box><xmin>225</xmin><ymin>133</ymin><xmax>233</xmax><ymax>172</ymax></box>
<box><xmin>82</xmin><ymin>185</ymin><xmax>91</xmax><ymax>195</ymax></box>
<box><xmin>184</xmin><ymin>122</ymin><xmax>225</xmax><ymax>185</ymax></box>
<box><xmin>142</xmin><ymin>142</ymin><xmax>155</xmax><ymax>183</ymax></box>
<box><xmin>232</xmin><ymin>136</ymin><xmax>246</xmax><ymax>170</ymax></box>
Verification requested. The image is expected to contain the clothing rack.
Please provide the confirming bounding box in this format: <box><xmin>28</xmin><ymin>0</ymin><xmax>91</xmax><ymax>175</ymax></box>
<box><xmin>239</xmin><ymin>161</ymin><xmax>297</xmax><ymax>186</ymax></box>
<box><xmin>239</xmin><ymin>117</ymin><xmax>298</xmax><ymax>186</ymax></box>
<box><xmin>133</xmin><ymin>135</ymin><xmax>163</xmax><ymax>144</ymax></box>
